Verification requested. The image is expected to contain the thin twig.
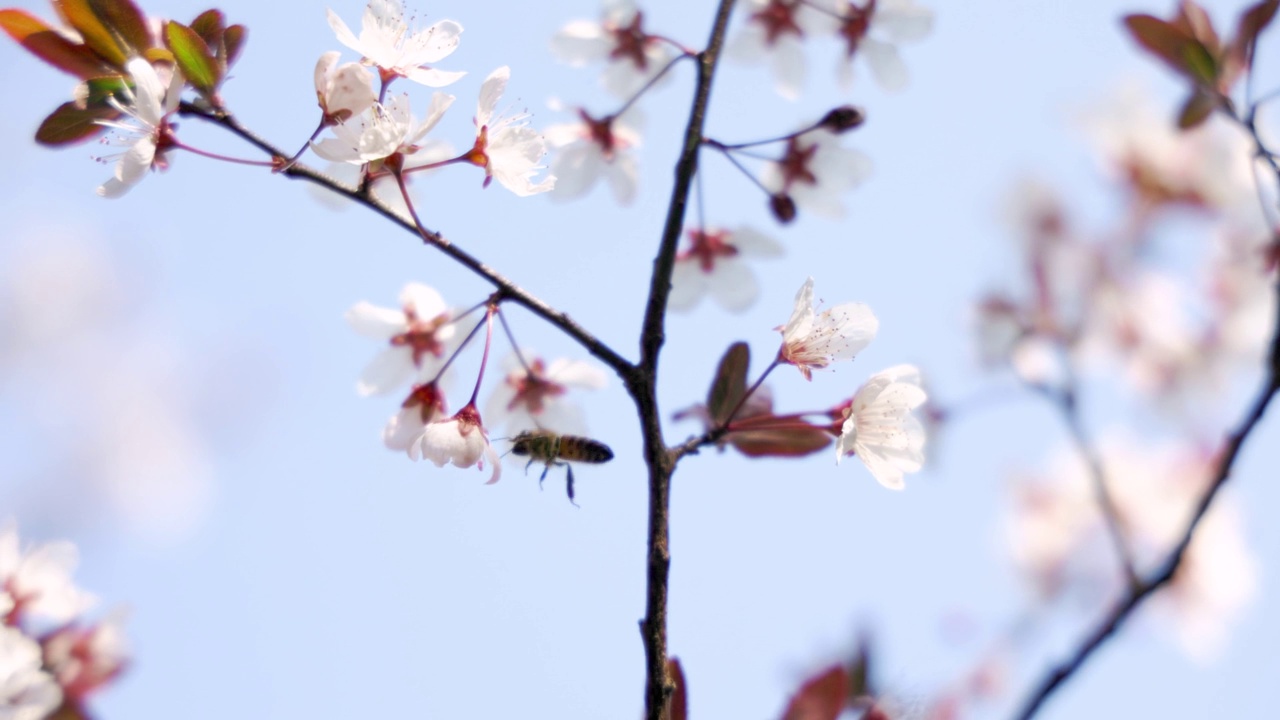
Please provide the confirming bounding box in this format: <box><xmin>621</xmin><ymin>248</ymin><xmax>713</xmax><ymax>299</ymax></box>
<box><xmin>177</xmin><ymin>102</ymin><xmax>634</xmax><ymax>381</ymax></box>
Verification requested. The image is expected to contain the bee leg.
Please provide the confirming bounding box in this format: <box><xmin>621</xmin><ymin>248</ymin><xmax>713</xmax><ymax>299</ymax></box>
<box><xmin>524</xmin><ymin>457</ymin><xmax>536</xmax><ymax>477</ymax></box>
<box><xmin>565</xmin><ymin>463</ymin><xmax>579</xmax><ymax>508</ymax></box>
<box><xmin>538</xmin><ymin>462</ymin><xmax>552</xmax><ymax>491</ymax></box>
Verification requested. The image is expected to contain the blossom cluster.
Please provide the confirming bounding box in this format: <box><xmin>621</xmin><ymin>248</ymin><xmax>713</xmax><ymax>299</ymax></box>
<box><xmin>1</xmin><ymin>524</ymin><xmax>127</xmax><ymax>718</ymax></box>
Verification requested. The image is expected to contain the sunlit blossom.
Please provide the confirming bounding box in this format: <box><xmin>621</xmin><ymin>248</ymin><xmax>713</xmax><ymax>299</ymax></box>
<box><xmin>0</xmin><ymin>524</ymin><xmax>95</xmax><ymax>624</ymax></box>
<box><xmin>346</xmin><ymin>282</ymin><xmax>456</xmax><ymax>396</ymax></box>
<box><xmin>834</xmin><ymin>364</ymin><xmax>927</xmax><ymax>489</ymax></box>
<box><xmin>312</xmin><ymin>92</ymin><xmax>454</xmax><ymax>166</ymax></box>
<box><xmin>465</xmin><ymin>67</ymin><xmax>555</xmax><ymax>196</ymax></box>
<box><xmin>778</xmin><ymin>277</ymin><xmax>878</xmax><ymax>380</ymax></box>
<box><xmin>0</xmin><ymin>625</ymin><xmax>63</xmax><ymax>719</ymax></box>
<box><xmin>95</xmin><ymin>58</ymin><xmax>183</xmax><ymax>198</ymax></box>
<box><xmin>314</xmin><ymin>50</ymin><xmax>378</xmax><ymax>124</ymax></box>
<box><xmin>327</xmin><ymin>0</ymin><xmax>465</xmax><ymax>87</ymax></box>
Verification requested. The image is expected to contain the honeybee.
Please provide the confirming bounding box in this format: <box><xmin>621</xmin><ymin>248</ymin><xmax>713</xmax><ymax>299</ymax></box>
<box><xmin>509</xmin><ymin>430</ymin><xmax>614</xmax><ymax>505</ymax></box>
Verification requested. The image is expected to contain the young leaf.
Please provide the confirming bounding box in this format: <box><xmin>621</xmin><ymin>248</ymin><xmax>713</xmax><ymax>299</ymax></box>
<box><xmin>165</xmin><ymin>20</ymin><xmax>220</xmax><ymax>93</ymax></box>
<box><xmin>90</xmin><ymin>0</ymin><xmax>153</xmax><ymax>59</ymax></box>
<box><xmin>1123</xmin><ymin>14</ymin><xmax>1217</xmax><ymax>84</ymax></box>
<box><xmin>55</xmin><ymin>0</ymin><xmax>127</xmax><ymax>67</ymax></box>
<box><xmin>223</xmin><ymin>25</ymin><xmax>247</xmax><ymax>67</ymax></box>
<box><xmin>667</xmin><ymin>658</ymin><xmax>688</xmax><ymax>720</ymax></box>
<box><xmin>780</xmin><ymin>665</ymin><xmax>848</xmax><ymax>720</ymax></box>
<box><xmin>190</xmin><ymin>9</ymin><xmax>225</xmax><ymax>47</ymax></box>
<box><xmin>34</xmin><ymin>101</ymin><xmax>117</xmax><ymax>146</ymax></box>
<box><xmin>1228</xmin><ymin>0</ymin><xmax>1280</xmax><ymax>71</ymax></box>
<box><xmin>707</xmin><ymin>342</ymin><xmax>749</xmax><ymax>426</ymax></box>
<box><xmin>1177</xmin><ymin>87</ymin><xmax>1218</xmax><ymax>128</ymax></box>
<box><xmin>729</xmin><ymin>426</ymin><xmax>831</xmax><ymax>458</ymax></box>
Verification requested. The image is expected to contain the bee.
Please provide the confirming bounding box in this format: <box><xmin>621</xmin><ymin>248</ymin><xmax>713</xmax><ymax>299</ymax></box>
<box><xmin>509</xmin><ymin>430</ymin><xmax>614</xmax><ymax>505</ymax></box>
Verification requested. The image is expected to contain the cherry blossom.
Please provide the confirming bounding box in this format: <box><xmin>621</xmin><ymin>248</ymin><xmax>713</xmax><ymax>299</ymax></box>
<box><xmin>777</xmin><ymin>277</ymin><xmax>879</xmax><ymax>380</ymax></box>
<box><xmin>1009</xmin><ymin>440</ymin><xmax>1257</xmax><ymax>660</ymax></box>
<box><xmin>412</xmin><ymin>403</ymin><xmax>501</xmax><ymax>483</ymax></box>
<box><xmin>312</xmin><ymin>92</ymin><xmax>454</xmax><ymax>166</ymax></box>
<box><xmin>326</xmin><ymin>0</ymin><xmax>464</xmax><ymax>88</ymax></box>
<box><xmin>827</xmin><ymin>0</ymin><xmax>935</xmax><ymax>91</ymax></box>
<box><xmin>761</xmin><ymin>129</ymin><xmax>872</xmax><ymax>218</ymax></box>
<box><xmin>727</xmin><ymin>0</ymin><xmax>831</xmax><ymax>100</ymax></box>
<box><xmin>314</xmin><ymin>51</ymin><xmax>378</xmax><ymax>124</ymax></box>
<box><xmin>0</xmin><ymin>625</ymin><xmax>62</xmax><ymax>719</ymax></box>
<box><xmin>485</xmin><ymin>354</ymin><xmax>608</xmax><ymax>435</ymax></box>
<box><xmin>545</xmin><ymin>107</ymin><xmax>642</xmax><ymax>204</ymax></box>
<box><xmin>833</xmin><ymin>364</ymin><xmax>927</xmax><ymax>489</ymax></box>
<box><xmin>0</xmin><ymin>525</ymin><xmax>95</xmax><ymax>624</ymax></box>
<box><xmin>44</xmin><ymin>614</ymin><xmax>129</xmax><ymax>704</ymax></box>
<box><xmin>669</xmin><ymin>226</ymin><xmax>783</xmax><ymax>313</ymax></box>
<box><xmin>550</xmin><ymin>0</ymin><xmax>676</xmax><ymax>98</ymax></box>
<box><xmin>384</xmin><ymin>381</ymin><xmax>448</xmax><ymax>454</ymax></box>
<box><xmin>463</xmin><ymin>67</ymin><xmax>555</xmax><ymax>196</ymax></box>
<box><xmin>346</xmin><ymin>282</ymin><xmax>457</xmax><ymax>396</ymax></box>
<box><xmin>95</xmin><ymin>58</ymin><xmax>183</xmax><ymax>198</ymax></box>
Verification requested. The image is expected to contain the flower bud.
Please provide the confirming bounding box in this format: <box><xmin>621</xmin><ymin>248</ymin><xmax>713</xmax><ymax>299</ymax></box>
<box><xmin>820</xmin><ymin>105</ymin><xmax>866</xmax><ymax>132</ymax></box>
<box><xmin>770</xmin><ymin>193</ymin><xmax>797</xmax><ymax>224</ymax></box>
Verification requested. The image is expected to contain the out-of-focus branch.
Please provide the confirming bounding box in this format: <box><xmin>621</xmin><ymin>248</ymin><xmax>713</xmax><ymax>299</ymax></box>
<box><xmin>1012</xmin><ymin>100</ymin><xmax>1280</xmax><ymax>720</ymax></box>
<box><xmin>631</xmin><ymin>0</ymin><xmax>738</xmax><ymax>717</ymax></box>
<box><xmin>178</xmin><ymin>102</ymin><xmax>635</xmax><ymax>381</ymax></box>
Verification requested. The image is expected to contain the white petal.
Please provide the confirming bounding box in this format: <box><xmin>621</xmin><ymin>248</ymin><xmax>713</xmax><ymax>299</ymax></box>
<box><xmin>314</xmin><ymin>51</ymin><xmax>340</xmax><ymax>94</ymax></box>
<box><xmin>124</xmin><ymin>58</ymin><xmax>165</xmax><ymax>126</ymax></box>
<box><xmin>707</xmin><ymin>258</ymin><xmax>760</xmax><ymax>313</ymax></box>
<box><xmin>874</xmin><ymin>1</ymin><xmax>935</xmax><ymax>42</ymax></box>
<box><xmin>550</xmin><ymin>22</ymin><xmax>611</xmax><ymax>65</ymax></box>
<box><xmin>400</xmin><ymin>283</ymin><xmax>447</xmax><ymax>320</ymax></box>
<box><xmin>863</xmin><ymin>38</ymin><xmax>909</xmax><ymax>91</ymax></box>
<box><xmin>546</xmin><ymin>358</ymin><xmax>608</xmax><ymax>389</ymax></box>
<box><xmin>783</xmin><ymin>277</ymin><xmax>816</xmax><ymax>340</ymax></box>
<box><xmin>549</xmin><ymin>143</ymin><xmax>603</xmax><ymax>201</ymax></box>
<box><xmin>357</xmin><ymin>347</ymin><xmax>414</xmax><ymax>396</ymax></box>
<box><xmin>415</xmin><ymin>19</ymin><xmax>464</xmax><ymax>63</ymax></box>
<box><xmin>770</xmin><ymin>36</ymin><xmax>806</xmax><ymax>101</ymax></box>
<box><xmin>405</xmin><ymin>67</ymin><xmax>467</xmax><ymax>88</ymax></box>
<box><xmin>729</xmin><ymin>226</ymin><xmax>784</xmax><ymax>257</ymax></box>
<box><xmin>326</xmin><ymin>8</ymin><xmax>365</xmax><ymax>57</ymax></box>
<box><xmin>476</xmin><ymin>66</ymin><xmax>511</xmax><ymax>128</ymax></box>
<box><xmin>604</xmin><ymin>150</ymin><xmax>639</xmax><ymax>205</ymax></box>
<box><xmin>345</xmin><ymin>302</ymin><xmax>405</xmax><ymax>339</ymax></box>
<box><xmin>668</xmin><ymin>260</ymin><xmax>708</xmax><ymax>312</ymax></box>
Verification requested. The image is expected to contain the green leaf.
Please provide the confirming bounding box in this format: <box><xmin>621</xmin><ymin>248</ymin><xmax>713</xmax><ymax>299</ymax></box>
<box><xmin>54</xmin><ymin>0</ymin><xmax>127</xmax><ymax>66</ymax></box>
<box><xmin>82</xmin><ymin>75</ymin><xmax>130</xmax><ymax>105</ymax></box>
<box><xmin>706</xmin><ymin>342</ymin><xmax>749</xmax><ymax>426</ymax></box>
<box><xmin>35</xmin><ymin>100</ymin><xmax>117</xmax><ymax>146</ymax></box>
<box><xmin>729</xmin><ymin>426</ymin><xmax>832</xmax><ymax>458</ymax></box>
<box><xmin>165</xmin><ymin>20</ymin><xmax>220</xmax><ymax>92</ymax></box>
<box><xmin>0</xmin><ymin>9</ymin><xmax>114</xmax><ymax>79</ymax></box>
<box><xmin>91</xmin><ymin>0</ymin><xmax>153</xmax><ymax>59</ymax></box>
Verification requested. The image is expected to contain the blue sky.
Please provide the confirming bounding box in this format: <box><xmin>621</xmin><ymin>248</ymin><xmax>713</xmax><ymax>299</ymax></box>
<box><xmin>2</xmin><ymin>0</ymin><xmax>1278</xmax><ymax>718</ymax></box>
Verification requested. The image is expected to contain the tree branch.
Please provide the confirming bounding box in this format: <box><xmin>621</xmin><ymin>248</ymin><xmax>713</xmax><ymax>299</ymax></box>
<box><xmin>177</xmin><ymin>102</ymin><xmax>635</xmax><ymax>381</ymax></box>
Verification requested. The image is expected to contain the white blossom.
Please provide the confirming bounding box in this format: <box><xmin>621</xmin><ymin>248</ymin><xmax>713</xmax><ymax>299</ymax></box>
<box><xmin>412</xmin><ymin>404</ymin><xmax>501</xmax><ymax>483</ymax></box>
<box><xmin>761</xmin><ymin>129</ymin><xmax>872</xmax><ymax>218</ymax></box>
<box><xmin>545</xmin><ymin>107</ymin><xmax>642</xmax><ymax>204</ymax></box>
<box><xmin>0</xmin><ymin>525</ymin><xmax>95</xmax><ymax>624</ymax></box>
<box><xmin>0</xmin><ymin>626</ymin><xmax>63</xmax><ymax>720</ymax></box>
<box><xmin>468</xmin><ymin>67</ymin><xmax>555</xmax><ymax>196</ymax></box>
<box><xmin>669</xmin><ymin>226</ymin><xmax>783</xmax><ymax>313</ymax></box>
<box><xmin>550</xmin><ymin>0</ymin><xmax>675</xmax><ymax>98</ymax></box>
<box><xmin>835</xmin><ymin>364</ymin><xmax>927</xmax><ymax>489</ymax></box>
<box><xmin>778</xmin><ymin>277</ymin><xmax>878</xmax><ymax>380</ymax></box>
<box><xmin>95</xmin><ymin>57</ymin><xmax>183</xmax><ymax>198</ymax></box>
<box><xmin>312</xmin><ymin>92</ymin><xmax>454</xmax><ymax>165</ymax></box>
<box><xmin>485</xmin><ymin>355</ymin><xmax>608</xmax><ymax>436</ymax></box>
<box><xmin>346</xmin><ymin>282</ymin><xmax>456</xmax><ymax>396</ymax></box>
<box><xmin>44</xmin><ymin>614</ymin><xmax>129</xmax><ymax>702</ymax></box>
<box><xmin>726</xmin><ymin>0</ymin><xmax>830</xmax><ymax>100</ymax></box>
<box><xmin>828</xmin><ymin>0</ymin><xmax>934</xmax><ymax>92</ymax></box>
<box><xmin>314</xmin><ymin>50</ymin><xmax>378</xmax><ymax>123</ymax></box>
<box><xmin>383</xmin><ymin>382</ymin><xmax>448</xmax><ymax>454</ymax></box>
<box><xmin>326</xmin><ymin>0</ymin><xmax>464</xmax><ymax>88</ymax></box>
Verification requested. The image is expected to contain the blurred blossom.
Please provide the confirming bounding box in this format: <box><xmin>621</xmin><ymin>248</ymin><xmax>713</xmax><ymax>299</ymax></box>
<box><xmin>1007</xmin><ymin>439</ymin><xmax>1256</xmax><ymax>660</ymax></box>
<box><xmin>669</xmin><ymin>226</ymin><xmax>783</xmax><ymax>313</ymax></box>
<box><xmin>727</xmin><ymin>0</ymin><xmax>831</xmax><ymax>100</ymax></box>
<box><xmin>346</xmin><ymin>282</ymin><xmax>458</xmax><ymax>396</ymax></box>
<box><xmin>778</xmin><ymin>277</ymin><xmax>879</xmax><ymax>380</ymax></box>
<box><xmin>326</xmin><ymin>0</ymin><xmax>465</xmax><ymax>88</ymax></box>
<box><xmin>44</xmin><ymin>614</ymin><xmax>129</xmax><ymax>703</ymax></box>
<box><xmin>0</xmin><ymin>625</ymin><xmax>62</xmax><ymax>719</ymax></box>
<box><xmin>762</xmin><ymin>129</ymin><xmax>873</xmax><ymax>218</ymax></box>
<box><xmin>485</xmin><ymin>354</ymin><xmax>608</xmax><ymax>436</ymax></box>
<box><xmin>545</xmin><ymin>106</ymin><xmax>642</xmax><ymax>205</ymax></box>
<box><xmin>827</xmin><ymin>0</ymin><xmax>935</xmax><ymax>92</ymax></box>
<box><xmin>550</xmin><ymin>0</ymin><xmax>675</xmax><ymax>98</ymax></box>
<box><xmin>0</xmin><ymin>525</ymin><xmax>94</xmax><ymax>625</ymax></box>
<box><xmin>384</xmin><ymin>382</ymin><xmax>449</xmax><ymax>455</ymax></box>
<box><xmin>1084</xmin><ymin>86</ymin><xmax>1255</xmax><ymax>214</ymax></box>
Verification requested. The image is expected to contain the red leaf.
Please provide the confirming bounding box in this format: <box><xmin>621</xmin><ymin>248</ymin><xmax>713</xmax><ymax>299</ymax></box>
<box><xmin>729</xmin><ymin>426</ymin><xmax>832</xmax><ymax>458</ymax></box>
<box><xmin>1227</xmin><ymin>0</ymin><xmax>1279</xmax><ymax>72</ymax></box>
<box><xmin>1177</xmin><ymin>87</ymin><xmax>1219</xmax><ymax>128</ymax></box>
<box><xmin>223</xmin><ymin>24</ymin><xmax>247</xmax><ymax>67</ymax></box>
<box><xmin>781</xmin><ymin>665</ymin><xmax>848</xmax><ymax>720</ymax></box>
<box><xmin>1175</xmin><ymin>0</ymin><xmax>1221</xmax><ymax>51</ymax></box>
<box><xmin>1123</xmin><ymin>14</ymin><xmax>1218</xmax><ymax>84</ymax></box>
<box><xmin>34</xmin><ymin>100</ymin><xmax>117</xmax><ymax>146</ymax></box>
<box><xmin>190</xmin><ymin>9</ymin><xmax>225</xmax><ymax>46</ymax></box>
<box><xmin>90</xmin><ymin>0</ymin><xmax>153</xmax><ymax>59</ymax></box>
<box><xmin>0</xmin><ymin>9</ymin><xmax>114</xmax><ymax>79</ymax></box>
<box><xmin>707</xmin><ymin>342</ymin><xmax>750</xmax><ymax>426</ymax></box>
<box><xmin>667</xmin><ymin>658</ymin><xmax>688</xmax><ymax>720</ymax></box>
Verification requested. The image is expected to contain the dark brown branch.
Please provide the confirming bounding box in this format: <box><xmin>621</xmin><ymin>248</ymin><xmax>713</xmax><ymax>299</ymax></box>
<box><xmin>1012</xmin><ymin>99</ymin><xmax>1280</xmax><ymax>720</ymax></box>
<box><xmin>177</xmin><ymin>101</ymin><xmax>635</xmax><ymax>381</ymax></box>
<box><xmin>634</xmin><ymin>0</ymin><xmax>738</xmax><ymax>718</ymax></box>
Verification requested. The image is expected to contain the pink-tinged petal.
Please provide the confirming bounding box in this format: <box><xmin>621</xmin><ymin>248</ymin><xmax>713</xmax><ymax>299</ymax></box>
<box><xmin>863</xmin><ymin>38</ymin><xmax>908</xmax><ymax>91</ymax></box>
<box><xmin>668</xmin><ymin>260</ymin><xmax>709</xmax><ymax>312</ymax></box>
<box><xmin>482</xmin><ymin>443</ymin><xmax>502</xmax><ymax>484</ymax></box>
<box><xmin>707</xmin><ymin>257</ymin><xmax>760</xmax><ymax>313</ymax></box>
<box><xmin>476</xmin><ymin>66</ymin><xmax>510</xmax><ymax>128</ymax></box>
<box><xmin>357</xmin><ymin>347</ymin><xmax>413</xmax><ymax>396</ymax></box>
<box><xmin>404</xmin><ymin>66</ymin><xmax>467</xmax><ymax>87</ymax></box>
<box><xmin>345</xmin><ymin>301</ymin><xmax>406</xmax><ymax>339</ymax></box>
